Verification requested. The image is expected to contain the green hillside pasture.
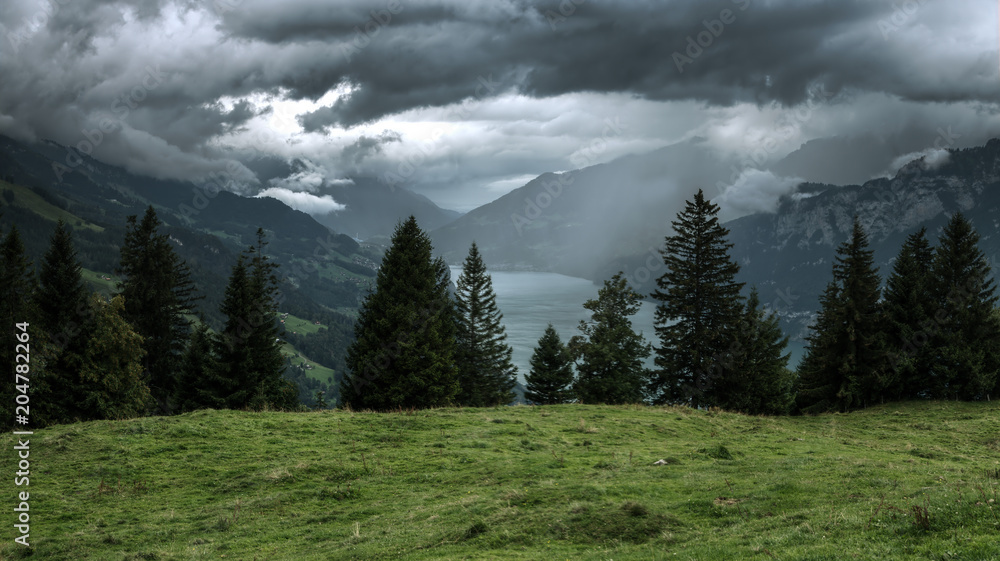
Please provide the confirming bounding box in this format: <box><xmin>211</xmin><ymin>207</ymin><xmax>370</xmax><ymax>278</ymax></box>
<box><xmin>0</xmin><ymin>180</ymin><xmax>104</xmax><ymax>232</ymax></box>
<box><xmin>2</xmin><ymin>402</ymin><xmax>998</xmax><ymax>560</ymax></box>
<box><xmin>81</xmin><ymin>268</ymin><xmax>118</xmax><ymax>295</ymax></box>
<box><xmin>281</xmin><ymin>341</ymin><xmax>336</xmax><ymax>384</ymax></box>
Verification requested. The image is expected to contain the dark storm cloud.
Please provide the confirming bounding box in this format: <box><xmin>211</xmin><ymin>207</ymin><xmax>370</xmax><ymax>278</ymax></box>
<box><xmin>215</xmin><ymin>0</ymin><xmax>995</xmax><ymax>128</ymax></box>
<box><xmin>0</xmin><ymin>0</ymin><xmax>994</xmax><ymax>191</ymax></box>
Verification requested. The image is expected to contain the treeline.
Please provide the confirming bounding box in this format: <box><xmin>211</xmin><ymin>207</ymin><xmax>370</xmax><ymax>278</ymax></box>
<box><xmin>1</xmin><ymin>207</ymin><xmax>301</xmax><ymax>428</ymax></box>
<box><xmin>346</xmin><ymin>194</ymin><xmax>1000</xmax><ymax>416</ymax></box>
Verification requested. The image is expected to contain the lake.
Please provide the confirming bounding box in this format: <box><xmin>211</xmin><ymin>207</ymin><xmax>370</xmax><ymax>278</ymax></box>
<box><xmin>451</xmin><ymin>267</ymin><xmax>805</xmax><ymax>384</ymax></box>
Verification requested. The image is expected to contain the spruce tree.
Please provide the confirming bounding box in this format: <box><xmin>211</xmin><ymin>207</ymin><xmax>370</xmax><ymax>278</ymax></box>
<box><xmin>797</xmin><ymin>219</ymin><xmax>886</xmax><ymax>412</ymax></box>
<box><xmin>881</xmin><ymin>227</ymin><xmax>935</xmax><ymax>399</ymax></box>
<box><xmin>571</xmin><ymin>272</ymin><xmax>652</xmax><ymax>404</ymax></box>
<box><xmin>175</xmin><ymin>322</ymin><xmax>225</xmax><ymax>412</ymax></box>
<box><xmin>215</xmin><ymin>255</ymin><xmax>252</xmax><ymax>408</ymax></box>
<box><xmin>341</xmin><ymin>216</ymin><xmax>459</xmax><ymax>410</ymax></box>
<box><xmin>929</xmin><ymin>213</ymin><xmax>1000</xmax><ymax>400</ymax></box>
<box><xmin>718</xmin><ymin>288</ymin><xmax>794</xmax><ymax>415</ymax></box>
<box><xmin>78</xmin><ymin>295</ymin><xmax>151</xmax><ymax>421</ymax></box>
<box><xmin>245</xmin><ymin>228</ymin><xmax>297</xmax><ymax>410</ymax></box>
<box><xmin>34</xmin><ymin>220</ymin><xmax>90</xmax><ymax>424</ymax></box>
<box><xmin>650</xmin><ymin>189</ymin><xmax>744</xmax><ymax>407</ymax></box>
<box><xmin>795</xmin><ymin>282</ymin><xmax>844</xmax><ymax>413</ymax></box>
<box><xmin>454</xmin><ymin>242</ymin><xmax>517</xmax><ymax>406</ymax></box>
<box><xmin>117</xmin><ymin>206</ymin><xmax>200</xmax><ymax>414</ymax></box>
<box><xmin>525</xmin><ymin>324</ymin><xmax>574</xmax><ymax>404</ymax></box>
<box><xmin>215</xmin><ymin>230</ymin><xmax>297</xmax><ymax>410</ymax></box>
<box><xmin>1</xmin><ymin>226</ymin><xmax>37</xmax><ymax>428</ymax></box>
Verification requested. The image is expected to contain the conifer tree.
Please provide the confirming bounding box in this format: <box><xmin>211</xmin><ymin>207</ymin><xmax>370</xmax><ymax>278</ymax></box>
<box><xmin>1</xmin><ymin>226</ymin><xmax>37</xmax><ymax>427</ymax></box>
<box><xmin>571</xmin><ymin>273</ymin><xmax>651</xmax><ymax>404</ymax></box>
<box><xmin>454</xmin><ymin>242</ymin><xmax>517</xmax><ymax>406</ymax></box>
<box><xmin>244</xmin><ymin>228</ymin><xmax>297</xmax><ymax>410</ymax></box>
<box><xmin>929</xmin><ymin>213</ymin><xmax>1000</xmax><ymax>400</ymax></box>
<box><xmin>215</xmin><ymin>229</ymin><xmax>297</xmax><ymax>410</ymax></box>
<box><xmin>117</xmin><ymin>206</ymin><xmax>199</xmax><ymax>414</ymax></box>
<box><xmin>341</xmin><ymin>216</ymin><xmax>459</xmax><ymax>410</ymax></box>
<box><xmin>175</xmin><ymin>322</ymin><xmax>225</xmax><ymax>412</ymax></box>
<box><xmin>215</xmin><ymin>255</ymin><xmax>253</xmax><ymax>407</ymax></box>
<box><xmin>650</xmin><ymin>189</ymin><xmax>744</xmax><ymax>407</ymax></box>
<box><xmin>881</xmin><ymin>227</ymin><xmax>935</xmax><ymax>399</ymax></box>
<box><xmin>34</xmin><ymin>220</ymin><xmax>90</xmax><ymax>423</ymax></box>
<box><xmin>717</xmin><ymin>288</ymin><xmax>794</xmax><ymax>415</ymax></box>
<box><xmin>525</xmin><ymin>324</ymin><xmax>575</xmax><ymax>404</ymax></box>
<box><xmin>797</xmin><ymin>219</ymin><xmax>886</xmax><ymax>412</ymax></box>
<box><xmin>78</xmin><ymin>295</ymin><xmax>151</xmax><ymax>420</ymax></box>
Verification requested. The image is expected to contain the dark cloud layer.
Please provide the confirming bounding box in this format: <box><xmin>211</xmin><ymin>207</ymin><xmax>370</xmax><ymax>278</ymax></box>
<box><xmin>0</xmin><ymin>0</ymin><xmax>995</xmax><ymax>207</ymax></box>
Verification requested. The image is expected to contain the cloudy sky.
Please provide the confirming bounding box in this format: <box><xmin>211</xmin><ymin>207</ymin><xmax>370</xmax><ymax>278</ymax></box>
<box><xmin>1</xmin><ymin>0</ymin><xmax>998</xmax><ymax>214</ymax></box>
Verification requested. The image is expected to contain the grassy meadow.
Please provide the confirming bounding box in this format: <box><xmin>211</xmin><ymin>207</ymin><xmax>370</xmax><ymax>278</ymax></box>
<box><xmin>2</xmin><ymin>401</ymin><xmax>999</xmax><ymax>560</ymax></box>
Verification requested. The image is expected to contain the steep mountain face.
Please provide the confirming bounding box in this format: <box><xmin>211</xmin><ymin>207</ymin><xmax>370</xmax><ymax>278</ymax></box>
<box><xmin>722</xmin><ymin>139</ymin><xmax>1000</xmax><ymax>337</ymax></box>
<box><xmin>312</xmin><ymin>177</ymin><xmax>461</xmax><ymax>241</ymax></box>
<box><xmin>430</xmin><ymin>141</ymin><xmax>729</xmax><ymax>277</ymax></box>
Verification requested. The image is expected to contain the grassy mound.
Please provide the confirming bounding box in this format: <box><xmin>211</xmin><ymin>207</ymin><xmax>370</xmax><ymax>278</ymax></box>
<box><xmin>3</xmin><ymin>401</ymin><xmax>998</xmax><ymax>560</ymax></box>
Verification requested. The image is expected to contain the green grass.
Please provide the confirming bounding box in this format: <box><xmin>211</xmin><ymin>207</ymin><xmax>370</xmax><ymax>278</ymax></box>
<box><xmin>280</xmin><ymin>342</ymin><xmax>336</xmax><ymax>384</ymax></box>
<box><xmin>281</xmin><ymin>313</ymin><xmax>326</xmax><ymax>336</ymax></box>
<box><xmin>1</xmin><ymin>180</ymin><xmax>104</xmax><ymax>232</ymax></box>
<box><xmin>3</xmin><ymin>402</ymin><xmax>999</xmax><ymax>560</ymax></box>
<box><xmin>81</xmin><ymin>268</ymin><xmax>118</xmax><ymax>295</ymax></box>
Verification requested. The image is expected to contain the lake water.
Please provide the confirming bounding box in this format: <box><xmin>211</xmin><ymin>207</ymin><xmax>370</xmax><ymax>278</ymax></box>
<box><xmin>450</xmin><ymin>267</ymin><xmax>806</xmax><ymax>383</ymax></box>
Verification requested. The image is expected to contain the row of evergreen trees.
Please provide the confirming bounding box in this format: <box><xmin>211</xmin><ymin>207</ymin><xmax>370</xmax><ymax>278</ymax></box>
<box><xmin>797</xmin><ymin>214</ymin><xmax>1000</xmax><ymax>412</ymax></box>
<box><xmin>522</xmin><ymin>191</ymin><xmax>793</xmax><ymax>415</ymax></box>
<box><xmin>346</xmin><ymin>192</ymin><xmax>999</xmax><ymax>416</ymax></box>
<box><xmin>340</xmin><ymin>218</ymin><xmax>517</xmax><ymax>409</ymax></box>
<box><xmin>1</xmin><ymin>207</ymin><xmax>296</xmax><ymax>427</ymax></box>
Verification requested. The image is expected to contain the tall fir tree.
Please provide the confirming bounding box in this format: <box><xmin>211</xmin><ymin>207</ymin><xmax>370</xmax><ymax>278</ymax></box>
<box><xmin>215</xmin><ymin>229</ymin><xmax>297</xmax><ymax>410</ymax></box>
<box><xmin>454</xmin><ymin>242</ymin><xmax>517</xmax><ymax>406</ymax></box>
<box><xmin>77</xmin><ymin>295</ymin><xmax>151</xmax><ymax>421</ymax></box>
<box><xmin>571</xmin><ymin>273</ymin><xmax>652</xmax><ymax>404</ymax></box>
<box><xmin>650</xmin><ymin>189</ymin><xmax>744</xmax><ymax>407</ymax></box>
<box><xmin>1</xmin><ymin>226</ymin><xmax>37</xmax><ymax>428</ymax></box>
<box><xmin>117</xmin><ymin>206</ymin><xmax>200</xmax><ymax>414</ymax></box>
<box><xmin>215</xmin><ymin>255</ymin><xmax>253</xmax><ymax>408</ymax></box>
<box><xmin>245</xmin><ymin>228</ymin><xmax>297</xmax><ymax>410</ymax></box>
<box><xmin>928</xmin><ymin>213</ymin><xmax>1000</xmax><ymax>400</ymax></box>
<box><xmin>880</xmin><ymin>227</ymin><xmax>935</xmax><ymax>399</ymax></box>
<box><xmin>797</xmin><ymin>219</ymin><xmax>886</xmax><ymax>412</ymax></box>
<box><xmin>175</xmin><ymin>322</ymin><xmax>225</xmax><ymax>412</ymax></box>
<box><xmin>341</xmin><ymin>216</ymin><xmax>459</xmax><ymax>410</ymax></box>
<box><xmin>34</xmin><ymin>220</ymin><xmax>91</xmax><ymax>424</ymax></box>
<box><xmin>525</xmin><ymin>324</ymin><xmax>575</xmax><ymax>404</ymax></box>
<box><xmin>717</xmin><ymin>288</ymin><xmax>795</xmax><ymax>415</ymax></box>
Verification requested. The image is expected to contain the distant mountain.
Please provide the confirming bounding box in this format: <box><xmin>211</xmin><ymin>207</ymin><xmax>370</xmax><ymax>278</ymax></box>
<box><xmin>430</xmin><ymin>140</ymin><xmax>730</xmax><ymax>278</ymax></box>
<box><xmin>311</xmin><ymin>177</ymin><xmax>461</xmax><ymax>241</ymax></box>
<box><xmin>432</xmin><ymin>135</ymin><xmax>1000</xmax><ymax>341</ymax></box>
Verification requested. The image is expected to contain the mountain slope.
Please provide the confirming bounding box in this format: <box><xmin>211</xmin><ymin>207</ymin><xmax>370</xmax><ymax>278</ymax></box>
<box><xmin>312</xmin><ymin>176</ymin><xmax>462</xmax><ymax>241</ymax></box>
<box><xmin>431</xmin><ymin>140</ymin><xmax>729</xmax><ymax>278</ymax></box>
